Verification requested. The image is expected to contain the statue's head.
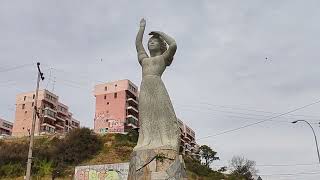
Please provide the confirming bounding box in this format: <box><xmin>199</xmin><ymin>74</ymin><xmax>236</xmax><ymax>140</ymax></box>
<box><xmin>148</xmin><ymin>35</ymin><xmax>167</xmax><ymax>54</ymax></box>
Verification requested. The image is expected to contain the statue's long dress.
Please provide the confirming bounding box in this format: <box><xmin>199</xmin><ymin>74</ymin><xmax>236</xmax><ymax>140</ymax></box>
<box><xmin>134</xmin><ymin>55</ymin><xmax>180</xmax><ymax>152</ymax></box>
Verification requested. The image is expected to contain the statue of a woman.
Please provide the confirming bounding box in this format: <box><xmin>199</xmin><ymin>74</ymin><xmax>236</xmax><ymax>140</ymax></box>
<box><xmin>134</xmin><ymin>18</ymin><xmax>180</xmax><ymax>152</ymax></box>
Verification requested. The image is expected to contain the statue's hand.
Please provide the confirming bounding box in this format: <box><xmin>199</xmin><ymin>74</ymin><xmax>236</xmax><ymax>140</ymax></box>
<box><xmin>140</xmin><ymin>18</ymin><xmax>146</xmax><ymax>28</ymax></box>
<box><xmin>149</xmin><ymin>31</ymin><xmax>162</xmax><ymax>36</ymax></box>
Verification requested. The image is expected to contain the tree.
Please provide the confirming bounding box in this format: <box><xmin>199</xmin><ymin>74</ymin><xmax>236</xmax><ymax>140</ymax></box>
<box><xmin>52</xmin><ymin>128</ymin><xmax>102</xmax><ymax>176</ymax></box>
<box><xmin>199</xmin><ymin>145</ymin><xmax>219</xmax><ymax>167</ymax></box>
<box><xmin>229</xmin><ymin>156</ymin><xmax>258</xmax><ymax>180</ymax></box>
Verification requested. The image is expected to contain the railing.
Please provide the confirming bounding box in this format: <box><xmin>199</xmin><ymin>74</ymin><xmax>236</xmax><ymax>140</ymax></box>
<box><xmin>126</xmin><ymin>117</ymin><xmax>138</xmax><ymax>128</ymax></box>
<box><xmin>127</xmin><ymin>98</ymin><xmax>138</xmax><ymax>105</ymax></box>
<box><xmin>43</xmin><ymin>107</ymin><xmax>56</xmax><ymax>120</ymax></box>
<box><xmin>126</xmin><ymin>106</ymin><xmax>139</xmax><ymax>113</ymax></box>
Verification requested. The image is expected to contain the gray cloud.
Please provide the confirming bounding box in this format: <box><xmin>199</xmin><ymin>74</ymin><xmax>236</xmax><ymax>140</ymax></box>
<box><xmin>1</xmin><ymin>0</ymin><xmax>320</xmax><ymax>179</ymax></box>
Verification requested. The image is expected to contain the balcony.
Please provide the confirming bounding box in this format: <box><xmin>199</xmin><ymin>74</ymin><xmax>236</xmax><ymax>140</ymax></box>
<box><xmin>56</xmin><ymin>115</ymin><xmax>66</xmax><ymax>121</ymax></box>
<box><xmin>127</xmin><ymin>106</ymin><xmax>139</xmax><ymax>113</ymax></box>
<box><xmin>127</xmin><ymin>98</ymin><xmax>138</xmax><ymax>105</ymax></box>
<box><xmin>126</xmin><ymin>114</ymin><xmax>138</xmax><ymax>121</ymax></box>
<box><xmin>41</xmin><ymin>123</ymin><xmax>56</xmax><ymax>134</ymax></box>
<box><xmin>55</xmin><ymin>123</ymin><xmax>64</xmax><ymax>129</ymax></box>
<box><xmin>43</xmin><ymin>96</ymin><xmax>57</xmax><ymax>106</ymax></box>
<box><xmin>126</xmin><ymin>116</ymin><xmax>138</xmax><ymax>128</ymax></box>
<box><xmin>71</xmin><ymin>123</ymin><xmax>79</xmax><ymax>128</ymax></box>
<box><xmin>190</xmin><ymin>140</ymin><xmax>196</xmax><ymax>145</ymax></box>
<box><xmin>183</xmin><ymin>135</ymin><xmax>191</xmax><ymax>142</ymax></box>
<box><xmin>57</xmin><ymin>109</ymin><xmax>68</xmax><ymax>116</ymax></box>
<box><xmin>43</xmin><ymin>107</ymin><xmax>56</xmax><ymax>121</ymax></box>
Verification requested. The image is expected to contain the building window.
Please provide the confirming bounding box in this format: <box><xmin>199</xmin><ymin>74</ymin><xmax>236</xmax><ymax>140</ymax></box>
<box><xmin>22</xmin><ymin>104</ymin><xmax>25</xmax><ymax>109</ymax></box>
<box><xmin>114</xmin><ymin>93</ymin><xmax>117</xmax><ymax>98</ymax></box>
<box><xmin>33</xmin><ymin>94</ymin><xmax>35</xmax><ymax>99</ymax></box>
<box><xmin>115</xmin><ymin>84</ymin><xmax>117</xmax><ymax>87</ymax></box>
<box><xmin>32</xmin><ymin>102</ymin><xmax>34</xmax><ymax>106</ymax></box>
<box><xmin>105</xmin><ymin>86</ymin><xmax>107</xmax><ymax>91</ymax></box>
<box><xmin>104</xmin><ymin>95</ymin><xmax>106</xmax><ymax>99</ymax></box>
<box><xmin>24</xmin><ymin>96</ymin><xmax>26</xmax><ymax>101</ymax></box>
<box><xmin>107</xmin><ymin>102</ymin><xmax>109</xmax><ymax>105</ymax></box>
<box><xmin>25</xmin><ymin>111</ymin><xmax>27</xmax><ymax>114</ymax></box>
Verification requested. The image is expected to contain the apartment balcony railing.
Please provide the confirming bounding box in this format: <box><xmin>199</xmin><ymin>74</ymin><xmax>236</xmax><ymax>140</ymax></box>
<box><xmin>55</xmin><ymin>123</ymin><xmax>64</xmax><ymax>129</ymax></box>
<box><xmin>57</xmin><ymin>109</ymin><xmax>68</xmax><ymax>116</ymax></box>
<box><xmin>190</xmin><ymin>140</ymin><xmax>196</xmax><ymax>145</ymax></box>
<box><xmin>127</xmin><ymin>98</ymin><xmax>138</xmax><ymax>105</ymax></box>
<box><xmin>71</xmin><ymin>123</ymin><xmax>79</xmax><ymax>128</ymax></box>
<box><xmin>183</xmin><ymin>135</ymin><xmax>191</xmax><ymax>142</ymax></box>
<box><xmin>56</xmin><ymin>115</ymin><xmax>66</xmax><ymax>121</ymax></box>
<box><xmin>43</xmin><ymin>107</ymin><xmax>56</xmax><ymax>121</ymax></box>
<box><xmin>40</xmin><ymin>123</ymin><xmax>56</xmax><ymax>134</ymax></box>
<box><xmin>126</xmin><ymin>116</ymin><xmax>138</xmax><ymax>128</ymax></box>
<box><xmin>127</xmin><ymin>106</ymin><xmax>139</xmax><ymax>113</ymax></box>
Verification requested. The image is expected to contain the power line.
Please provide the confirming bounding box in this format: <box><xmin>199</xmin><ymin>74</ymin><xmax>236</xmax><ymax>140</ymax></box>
<box><xmin>260</xmin><ymin>171</ymin><xmax>320</xmax><ymax>177</ymax></box>
<box><xmin>176</xmin><ymin>105</ymin><xmax>320</xmax><ymax>124</ymax></box>
<box><xmin>214</xmin><ymin>162</ymin><xmax>319</xmax><ymax>167</ymax></box>
<box><xmin>256</xmin><ymin>163</ymin><xmax>319</xmax><ymax>167</ymax></box>
<box><xmin>197</xmin><ymin>99</ymin><xmax>320</xmax><ymax>140</ymax></box>
<box><xmin>0</xmin><ymin>63</ymin><xmax>34</xmax><ymax>73</ymax></box>
<box><xmin>184</xmin><ymin>102</ymin><xmax>320</xmax><ymax>119</ymax></box>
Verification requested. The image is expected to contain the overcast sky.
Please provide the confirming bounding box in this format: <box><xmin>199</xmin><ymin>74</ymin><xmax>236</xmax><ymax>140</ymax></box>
<box><xmin>1</xmin><ymin>0</ymin><xmax>320</xmax><ymax>179</ymax></box>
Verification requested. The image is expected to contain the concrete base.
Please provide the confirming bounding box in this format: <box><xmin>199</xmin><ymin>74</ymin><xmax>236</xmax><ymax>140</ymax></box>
<box><xmin>128</xmin><ymin>149</ymin><xmax>187</xmax><ymax>180</ymax></box>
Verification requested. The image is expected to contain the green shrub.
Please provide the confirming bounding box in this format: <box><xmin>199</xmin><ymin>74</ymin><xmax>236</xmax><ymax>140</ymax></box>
<box><xmin>0</xmin><ymin>163</ymin><xmax>25</xmax><ymax>177</ymax></box>
<box><xmin>52</xmin><ymin>128</ymin><xmax>102</xmax><ymax>176</ymax></box>
<box><xmin>0</xmin><ymin>141</ymin><xmax>28</xmax><ymax>166</ymax></box>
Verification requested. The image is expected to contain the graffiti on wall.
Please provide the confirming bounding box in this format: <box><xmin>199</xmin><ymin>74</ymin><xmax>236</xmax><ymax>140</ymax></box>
<box><xmin>74</xmin><ymin>163</ymin><xmax>129</xmax><ymax>180</ymax></box>
<box><xmin>94</xmin><ymin>111</ymin><xmax>124</xmax><ymax>133</ymax></box>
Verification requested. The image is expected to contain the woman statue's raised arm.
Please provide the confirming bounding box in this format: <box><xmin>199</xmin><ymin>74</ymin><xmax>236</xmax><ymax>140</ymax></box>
<box><xmin>136</xmin><ymin>18</ymin><xmax>149</xmax><ymax>65</ymax></box>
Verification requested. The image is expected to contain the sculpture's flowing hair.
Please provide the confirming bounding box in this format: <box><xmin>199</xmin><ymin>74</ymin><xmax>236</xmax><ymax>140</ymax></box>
<box><xmin>149</xmin><ymin>35</ymin><xmax>167</xmax><ymax>54</ymax></box>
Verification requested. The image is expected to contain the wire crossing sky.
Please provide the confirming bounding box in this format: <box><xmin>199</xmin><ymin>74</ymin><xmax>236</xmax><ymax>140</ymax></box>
<box><xmin>1</xmin><ymin>1</ymin><xmax>320</xmax><ymax>179</ymax></box>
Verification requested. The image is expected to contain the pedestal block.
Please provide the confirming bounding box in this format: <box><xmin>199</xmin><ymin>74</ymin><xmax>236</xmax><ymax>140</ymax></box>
<box><xmin>128</xmin><ymin>149</ymin><xmax>187</xmax><ymax>180</ymax></box>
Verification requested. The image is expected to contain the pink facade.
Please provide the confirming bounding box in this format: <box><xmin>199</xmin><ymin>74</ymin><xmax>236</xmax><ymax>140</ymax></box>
<box><xmin>0</xmin><ymin>118</ymin><xmax>13</xmax><ymax>135</ymax></box>
<box><xmin>94</xmin><ymin>79</ymin><xmax>139</xmax><ymax>134</ymax></box>
<box><xmin>12</xmin><ymin>89</ymin><xmax>80</xmax><ymax>137</ymax></box>
<box><xmin>93</xmin><ymin>79</ymin><xmax>198</xmax><ymax>153</ymax></box>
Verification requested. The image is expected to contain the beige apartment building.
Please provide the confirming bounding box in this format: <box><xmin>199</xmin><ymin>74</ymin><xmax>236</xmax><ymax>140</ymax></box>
<box><xmin>178</xmin><ymin>119</ymin><xmax>199</xmax><ymax>155</ymax></box>
<box><xmin>12</xmin><ymin>89</ymin><xmax>80</xmax><ymax>137</ymax></box>
<box><xmin>0</xmin><ymin>118</ymin><xmax>13</xmax><ymax>135</ymax></box>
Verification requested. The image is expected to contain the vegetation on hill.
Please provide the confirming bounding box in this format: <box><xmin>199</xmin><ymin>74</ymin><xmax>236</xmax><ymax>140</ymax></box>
<box><xmin>0</xmin><ymin>128</ymin><xmax>258</xmax><ymax>179</ymax></box>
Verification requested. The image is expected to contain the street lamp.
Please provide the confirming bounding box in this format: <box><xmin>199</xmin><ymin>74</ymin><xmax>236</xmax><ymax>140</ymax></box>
<box><xmin>292</xmin><ymin>120</ymin><xmax>320</xmax><ymax>163</ymax></box>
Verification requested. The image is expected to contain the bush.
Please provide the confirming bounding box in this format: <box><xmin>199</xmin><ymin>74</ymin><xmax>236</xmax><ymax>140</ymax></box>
<box><xmin>127</xmin><ymin>129</ymin><xmax>139</xmax><ymax>143</ymax></box>
<box><xmin>184</xmin><ymin>156</ymin><xmax>225</xmax><ymax>180</ymax></box>
<box><xmin>0</xmin><ymin>141</ymin><xmax>28</xmax><ymax>166</ymax></box>
<box><xmin>52</xmin><ymin>128</ymin><xmax>102</xmax><ymax>176</ymax></box>
<box><xmin>0</xmin><ymin>163</ymin><xmax>25</xmax><ymax>177</ymax></box>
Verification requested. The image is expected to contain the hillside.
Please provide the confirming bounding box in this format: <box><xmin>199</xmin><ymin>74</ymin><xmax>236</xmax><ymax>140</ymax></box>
<box><xmin>0</xmin><ymin>129</ymin><xmax>225</xmax><ymax>179</ymax></box>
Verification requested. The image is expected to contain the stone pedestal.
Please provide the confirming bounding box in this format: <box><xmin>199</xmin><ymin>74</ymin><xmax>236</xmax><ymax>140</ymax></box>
<box><xmin>128</xmin><ymin>149</ymin><xmax>187</xmax><ymax>180</ymax></box>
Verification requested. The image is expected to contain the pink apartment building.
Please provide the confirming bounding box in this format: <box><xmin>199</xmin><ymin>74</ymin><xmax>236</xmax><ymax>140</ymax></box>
<box><xmin>94</xmin><ymin>79</ymin><xmax>139</xmax><ymax>134</ymax></box>
<box><xmin>0</xmin><ymin>118</ymin><xmax>13</xmax><ymax>135</ymax></box>
<box><xmin>93</xmin><ymin>79</ymin><xmax>198</xmax><ymax>154</ymax></box>
<box><xmin>12</xmin><ymin>89</ymin><xmax>80</xmax><ymax>137</ymax></box>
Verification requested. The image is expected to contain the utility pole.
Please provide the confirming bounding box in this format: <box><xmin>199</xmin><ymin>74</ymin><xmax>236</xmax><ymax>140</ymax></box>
<box><xmin>25</xmin><ymin>62</ymin><xmax>44</xmax><ymax>180</ymax></box>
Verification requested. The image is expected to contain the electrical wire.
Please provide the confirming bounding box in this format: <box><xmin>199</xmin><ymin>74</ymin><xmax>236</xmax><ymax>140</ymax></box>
<box><xmin>197</xmin><ymin>99</ymin><xmax>320</xmax><ymax>140</ymax></box>
<box><xmin>0</xmin><ymin>63</ymin><xmax>34</xmax><ymax>73</ymax></box>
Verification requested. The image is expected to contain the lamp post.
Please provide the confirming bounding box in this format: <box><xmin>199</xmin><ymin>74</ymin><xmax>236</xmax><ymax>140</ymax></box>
<box><xmin>292</xmin><ymin>120</ymin><xmax>320</xmax><ymax>163</ymax></box>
